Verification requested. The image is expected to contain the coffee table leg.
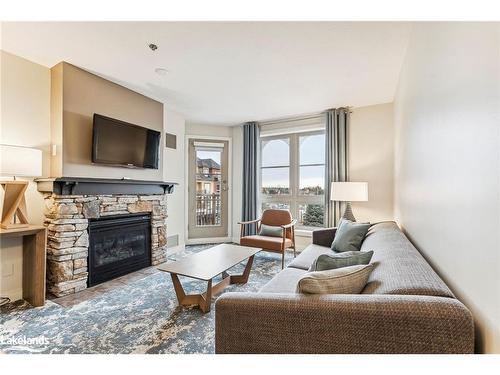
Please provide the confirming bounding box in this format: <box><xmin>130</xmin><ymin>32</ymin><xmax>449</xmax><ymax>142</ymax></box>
<box><xmin>171</xmin><ymin>273</ymin><xmax>213</xmax><ymax>313</ymax></box>
<box><xmin>200</xmin><ymin>279</ymin><xmax>212</xmax><ymax>313</ymax></box>
<box><xmin>229</xmin><ymin>255</ymin><xmax>255</xmax><ymax>284</ymax></box>
<box><xmin>171</xmin><ymin>273</ymin><xmax>187</xmax><ymax>303</ymax></box>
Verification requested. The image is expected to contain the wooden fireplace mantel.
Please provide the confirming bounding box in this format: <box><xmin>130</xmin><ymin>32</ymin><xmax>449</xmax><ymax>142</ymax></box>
<box><xmin>36</xmin><ymin>177</ymin><xmax>177</xmax><ymax>196</ymax></box>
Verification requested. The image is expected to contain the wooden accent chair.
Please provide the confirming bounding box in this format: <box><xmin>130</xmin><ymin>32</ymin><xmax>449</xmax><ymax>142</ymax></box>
<box><xmin>238</xmin><ymin>209</ymin><xmax>297</xmax><ymax>269</ymax></box>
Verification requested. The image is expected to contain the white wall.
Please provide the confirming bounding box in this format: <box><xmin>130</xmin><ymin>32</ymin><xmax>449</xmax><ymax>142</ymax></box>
<box><xmin>350</xmin><ymin>103</ymin><xmax>394</xmax><ymax>223</ymax></box>
<box><xmin>394</xmin><ymin>23</ymin><xmax>500</xmax><ymax>353</ymax></box>
<box><xmin>0</xmin><ymin>50</ymin><xmax>51</xmax><ymax>301</ymax></box>
<box><xmin>164</xmin><ymin>110</ymin><xmax>186</xmax><ymax>253</ymax></box>
<box><xmin>186</xmin><ymin>123</ymin><xmax>233</xmax><ymax>138</ymax></box>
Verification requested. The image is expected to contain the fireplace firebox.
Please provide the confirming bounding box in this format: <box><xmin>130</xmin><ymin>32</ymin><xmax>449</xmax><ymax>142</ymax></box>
<box><xmin>88</xmin><ymin>213</ymin><xmax>152</xmax><ymax>286</ymax></box>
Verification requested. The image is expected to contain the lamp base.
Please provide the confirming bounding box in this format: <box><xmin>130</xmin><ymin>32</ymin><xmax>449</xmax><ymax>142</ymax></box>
<box><xmin>0</xmin><ymin>180</ymin><xmax>29</xmax><ymax>229</ymax></box>
<box><xmin>341</xmin><ymin>202</ymin><xmax>356</xmax><ymax>222</ymax></box>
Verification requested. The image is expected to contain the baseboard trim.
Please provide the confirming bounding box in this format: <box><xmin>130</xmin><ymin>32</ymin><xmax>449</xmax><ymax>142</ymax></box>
<box><xmin>186</xmin><ymin>237</ymin><xmax>232</xmax><ymax>245</ymax></box>
<box><xmin>1</xmin><ymin>287</ymin><xmax>22</xmax><ymax>303</ymax></box>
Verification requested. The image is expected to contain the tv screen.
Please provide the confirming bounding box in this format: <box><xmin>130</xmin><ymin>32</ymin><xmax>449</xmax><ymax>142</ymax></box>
<box><xmin>92</xmin><ymin>114</ymin><xmax>160</xmax><ymax>169</ymax></box>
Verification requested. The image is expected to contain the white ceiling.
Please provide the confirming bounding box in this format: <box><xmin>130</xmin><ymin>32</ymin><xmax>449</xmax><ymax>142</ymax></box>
<box><xmin>1</xmin><ymin>22</ymin><xmax>411</xmax><ymax>125</ymax></box>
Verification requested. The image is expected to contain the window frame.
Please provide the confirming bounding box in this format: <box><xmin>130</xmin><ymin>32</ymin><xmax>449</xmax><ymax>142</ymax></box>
<box><xmin>260</xmin><ymin>130</ymin><xmax>325</xmax><ymax>230</ymax></box>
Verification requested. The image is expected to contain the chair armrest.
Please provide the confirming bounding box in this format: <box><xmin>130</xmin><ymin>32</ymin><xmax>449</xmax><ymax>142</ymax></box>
<box><xmin>238</xmin><ymin>219</ymin><xmax>261</xmax><ymax>225</ymax></box>
<box><xmin>215</xmin><ymin>293</ymin><xmax>474</xmax><ymax>354</ymax></box>
<box><xmin>312</xmin><ymin>227</ymin><xmax>337</xmax><ymax>247</ymax></box>
<box><xmin>281</xmin><ymin>219</ymin><xmax>297</xmax><ymax>229</ymax></box>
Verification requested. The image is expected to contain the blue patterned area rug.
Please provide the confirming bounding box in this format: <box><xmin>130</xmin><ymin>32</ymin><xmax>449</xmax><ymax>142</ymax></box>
<box><xmin>0</xmin><ymin>244</ymin><xmax>292</xmax><ymax>354</ymax></box>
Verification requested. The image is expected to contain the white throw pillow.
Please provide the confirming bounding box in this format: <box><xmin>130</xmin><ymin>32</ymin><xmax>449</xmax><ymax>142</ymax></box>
<box><xmin>297</xmin><ymin>264</ymin><xmax>374</xmax><ymax>294</ymax></box>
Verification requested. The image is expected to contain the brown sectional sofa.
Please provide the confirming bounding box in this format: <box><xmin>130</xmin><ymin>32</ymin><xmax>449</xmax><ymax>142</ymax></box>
<box><xmin>215</xmin><ymin>221</ymin><xmax>474</xmax><ymax>353</ymax></box>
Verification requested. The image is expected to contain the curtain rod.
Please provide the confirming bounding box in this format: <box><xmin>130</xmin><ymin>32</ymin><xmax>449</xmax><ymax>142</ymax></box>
<box><xmin>259</xmin><ymin>113</ymin><xmax>323</xmax><ymax>126</ymax></box>
<box><xmin>258</xmin><ymin>107</ymin><xmax>352</xmax><ymax>127</ymax></box>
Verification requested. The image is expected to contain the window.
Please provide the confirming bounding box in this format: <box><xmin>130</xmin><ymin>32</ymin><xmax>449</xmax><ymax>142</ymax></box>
<box><xmin>260</xmin><ymin>130</ymin><xmax>325</xmax><ymax>230</ymax></box>
<box><xmin>261</xmin><ymin>137</ymin><xmax>290</xmax><ymax>195</ymax></box>
<box><xmin>203</xmin><ymin>183</ymin><xmax>211</xmax><ymax>194</ymax></box>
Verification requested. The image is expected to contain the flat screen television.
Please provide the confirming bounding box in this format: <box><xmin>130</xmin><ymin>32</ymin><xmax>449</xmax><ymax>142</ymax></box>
<box><xmin>92</xmin><ymin>114</ymin><xmax>160</xmax><ymax>169</ymax></box>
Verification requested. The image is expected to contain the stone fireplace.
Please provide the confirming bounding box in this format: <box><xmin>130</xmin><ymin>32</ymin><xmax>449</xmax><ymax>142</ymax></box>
<box><xmin>37</xmin><ymin>177</ymin><xmax>175</xmax><ymax>297</ymax></box>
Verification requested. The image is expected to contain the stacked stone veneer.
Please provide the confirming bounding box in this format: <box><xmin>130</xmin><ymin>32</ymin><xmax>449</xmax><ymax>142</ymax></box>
<box><xmin>43</xmin><ymin>193</ymin><xmax>168</xmax><ymax>297</ymax></box>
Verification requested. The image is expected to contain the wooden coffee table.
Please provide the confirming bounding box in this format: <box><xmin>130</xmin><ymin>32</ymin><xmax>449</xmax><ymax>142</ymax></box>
<box><xmin>157</xmin><ymin>244</ymin><xmax>260</xmax><ymax>313</ymax></box>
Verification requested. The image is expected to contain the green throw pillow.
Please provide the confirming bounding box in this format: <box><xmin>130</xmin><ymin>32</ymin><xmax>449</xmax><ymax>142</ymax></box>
<box><xmin>259</xmin><ymin>224</ymin><xmax>283</xmax><ymax>237</ymax></box>
<box><xmin>309</xmin><ymin>250</ymin><xmax>374</xmax><ymax>272</ymax></box>
<box><xmin>331</xmin><ymin>219</ymin><xmax>370</xmax><ymax>252</ymax></box>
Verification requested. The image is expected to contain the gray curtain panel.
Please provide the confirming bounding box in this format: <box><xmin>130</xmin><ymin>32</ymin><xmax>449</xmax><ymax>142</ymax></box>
<box><xmin>325</xmin><ymin>108</ymin><xmax>349</xmax><ymax>227</ymax></box>
<box><xmin>242</xmin><ymin>121</ymin><xmax>260</xmax><ymax>235</ymax></box>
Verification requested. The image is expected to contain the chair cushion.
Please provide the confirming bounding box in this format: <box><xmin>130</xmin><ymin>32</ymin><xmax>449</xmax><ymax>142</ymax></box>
<box><xmin>297</xmin><ymin>264</ymin><xmax>374</xmax><ymax>294</ymax></box>
<box><xmin>240</xmin><ymin>235</ymin><xmax>292</xmax><ymax>252</ymax></box>
<box><xmin>309</xmin><ymin>250</ymin><xmax>374</xmax><ymax>271</ymax></box>
<box><xmin>288</xmin><ymin>244</ymin><xmax>332</xmax><ymax>270</ymax></box>
<box><xmin>259</xmin><ymin>267</ymin><xmax>307</xmax><ymax>293</ymax></box>
<box><xmin>331</xmin><ymin>219</ymin><xmax>370</xmax><ymax>252</ymax></box>
<box><xmin>259</xmin><ymin>224</ymin><xmax>284</xmax><ymax>238</ymax></box>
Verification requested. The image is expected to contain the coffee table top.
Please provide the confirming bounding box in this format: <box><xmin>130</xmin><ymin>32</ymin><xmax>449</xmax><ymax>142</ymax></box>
<box><xmin>157</xmin><ymin>243</ymin><xmax>260</xmax><ymax>281</ymax></box>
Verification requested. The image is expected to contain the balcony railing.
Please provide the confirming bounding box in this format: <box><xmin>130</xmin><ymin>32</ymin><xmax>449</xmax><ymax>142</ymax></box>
<box><xmin>196</xmin><ymin>193</ymin><xmax>221</xmax><ymax>226</ymax></box>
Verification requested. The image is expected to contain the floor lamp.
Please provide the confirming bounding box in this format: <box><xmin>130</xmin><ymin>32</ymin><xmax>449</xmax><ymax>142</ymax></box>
<box><xmin>0</xmin><ymin>144</ymin><xmax>42</xmax><ymax>229</ymax></box>
<box><xmin>330</xmin><ymin>181</ymin><xmax>368</xmax><ymax>222</ymax></box>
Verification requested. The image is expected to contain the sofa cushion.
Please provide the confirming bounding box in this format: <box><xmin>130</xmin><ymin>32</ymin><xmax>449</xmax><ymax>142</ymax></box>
<box><xmin>297</xmin><ymin>264</ymin><xmax>374</xmax><ymax>294</ymax></box>
<box><xmin>259</xmin><ymin>267</ymin><xmax>307</xmax><ymax>294</ymax></box>
<box><xmin>309</xmin><ymin>250</ymin><xmax>374</xmax><ymax>271</ymax></box>
<box><xmin>360</xmin><ymin>222</ymin><xmax>455</xmax><ymax>298</ymax></box>
<box><xmin>331</xmin><ymin>219</ymin><xmax>370</xmax><ymax>252</ymax></box>
<box><xmin>288</xmin><ymin>244</ymin><xmax>332</xmax><ymax>270</ymax></box>
<box><xmin>259</xmin><ymin>224</ymin><xmax>283</xmax><ymax>237</ymax></box>
<box><xmin>240</xmin><ymin>235</ymin><xmax>292</xmax><ymax>252</ymax></box>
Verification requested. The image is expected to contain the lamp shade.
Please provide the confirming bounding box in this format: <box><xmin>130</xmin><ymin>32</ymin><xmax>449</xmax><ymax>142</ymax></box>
<box><xmin>331</xmin><ymin>182</ymin><xmax>368</xmax><ymax>202</ymax></box>
<box><xmin>0</xmin><ymin>144</ymin><xmax>42</xmax><ymax>177</ymax></box>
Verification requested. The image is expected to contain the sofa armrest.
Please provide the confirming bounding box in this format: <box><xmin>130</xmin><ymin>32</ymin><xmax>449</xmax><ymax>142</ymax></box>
<box><xmin>215</xmin><ymin>293</ymin><xmax>474</xmax><ymax>354</ymax></box>
<box><xmin>312</xmin><ymin>227</ymin><xmax>337</xmax><ymax>247</ymax></box>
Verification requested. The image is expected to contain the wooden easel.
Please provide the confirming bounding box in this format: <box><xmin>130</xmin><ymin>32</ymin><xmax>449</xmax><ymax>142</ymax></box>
<box><xmin>0</xmin><ymin>180</ymin><xmax>29</xmax><ymax>229</ymax></box>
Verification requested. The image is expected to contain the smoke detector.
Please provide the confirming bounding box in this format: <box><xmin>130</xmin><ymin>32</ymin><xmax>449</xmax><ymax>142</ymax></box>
<box><xmin>155</xmin><ymin>68</ymin><xmax>168</xmax><ymax>76</ymax></box>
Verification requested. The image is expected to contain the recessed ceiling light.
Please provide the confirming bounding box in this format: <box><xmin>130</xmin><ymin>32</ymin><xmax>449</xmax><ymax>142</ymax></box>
<box><xmin>155</xmin><ymin>68</ymin><xmax>168</xmax><ymax>76</ymax></box>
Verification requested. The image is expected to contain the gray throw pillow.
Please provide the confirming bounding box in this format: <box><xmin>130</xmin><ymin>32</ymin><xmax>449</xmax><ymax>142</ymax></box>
<box><xmin>259</xmin><ymin>224</ymin><xmax>283</xmax><ymax>237</ymax></box>
<box><xmin>309</xmin><ymin>250</ymin><xmax>374</xmax><ymax>272</ymax></box>
<box><xmin>297</xmin><ymin>264</ymin><xmax>374</xmax><ymax>294</ymax></box>
<box><xmin>331</xmin><ymin>219</ymin><xmax>370</xmax><ymax>252</ymax></box>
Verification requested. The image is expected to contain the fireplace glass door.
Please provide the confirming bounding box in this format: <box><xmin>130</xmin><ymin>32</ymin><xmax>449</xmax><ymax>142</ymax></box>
<box><xmin>88</xmin><ymin>213</ymin><xmax>151</xmax><ymax>286</ymax></box>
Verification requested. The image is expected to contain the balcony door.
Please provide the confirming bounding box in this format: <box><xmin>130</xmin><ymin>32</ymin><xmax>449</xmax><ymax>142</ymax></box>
<box><xmin>188</xmin><ymin>139</ymin><xmax>229</xmax><ymax>239</ymax></box>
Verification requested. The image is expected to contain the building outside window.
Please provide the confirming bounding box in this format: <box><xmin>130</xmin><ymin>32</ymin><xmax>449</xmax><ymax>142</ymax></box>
<box><xmin>196</xmin><ymin>156</ymin><xmax>222</xmax><ymax>225</ymax></box>
<box><xmin>260</xmin><ymin>130</ymin><xmax>325</xmax><ymax>230</ymax></box>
